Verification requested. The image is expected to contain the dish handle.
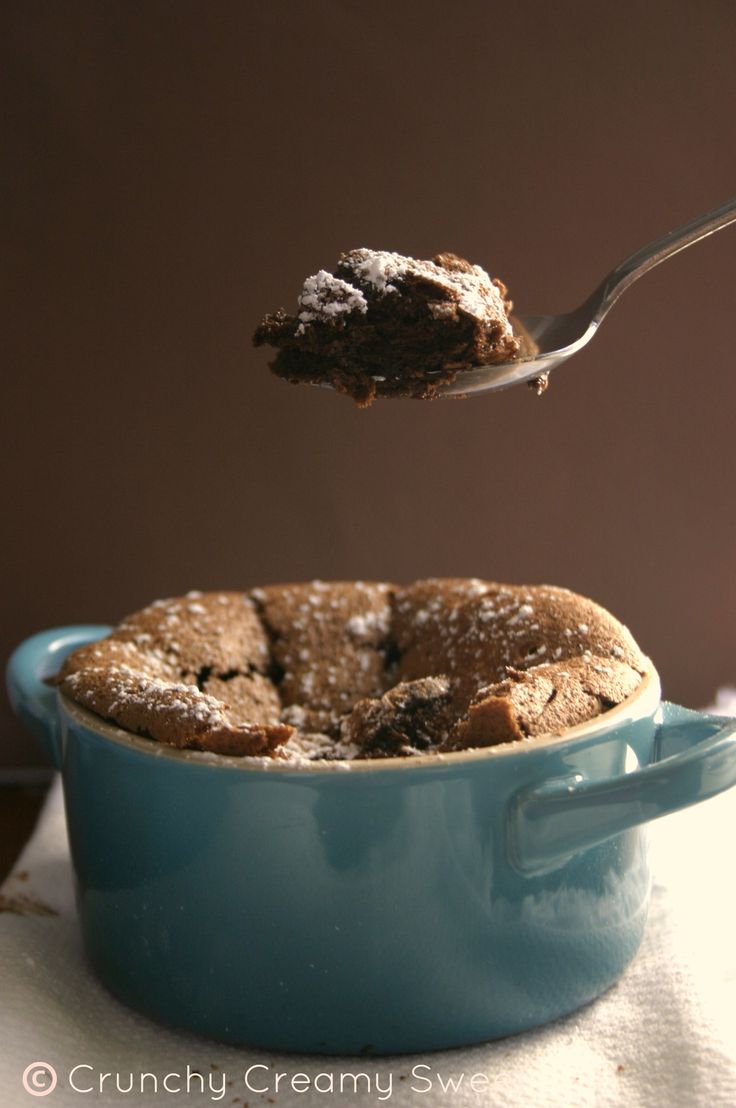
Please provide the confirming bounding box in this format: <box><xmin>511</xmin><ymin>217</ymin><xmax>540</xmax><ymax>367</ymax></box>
<box><xmin>509</xmin><ymin>703</ymin><xmax>736</xmax><ymax>875</ymax></box>
<box><xmin>6</xmin><ymin>626</ymin><xmax>111</xmax><ymax>768</ymax></box>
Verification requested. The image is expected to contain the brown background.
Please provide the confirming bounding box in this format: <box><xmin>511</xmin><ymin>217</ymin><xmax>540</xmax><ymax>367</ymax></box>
<box><xmin>3</xmin><ymin>0</ymin><xmax>735</xmax><ymax>768</ymax></box>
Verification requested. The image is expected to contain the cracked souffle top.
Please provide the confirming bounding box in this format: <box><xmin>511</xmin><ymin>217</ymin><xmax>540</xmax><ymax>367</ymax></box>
<box><xmin>253</xmin><ymin>250</ymin><xmax>520</xmax><ymax>406</ymax></box>
<box><xmin>54</xmin><ymin>580</ymin><xmax>648</xmax><ymax>763</ymax></box>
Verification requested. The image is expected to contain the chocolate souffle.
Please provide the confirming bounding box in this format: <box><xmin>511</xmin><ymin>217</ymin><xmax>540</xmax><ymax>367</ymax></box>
<box><xmin>254</xmin><ymin>250</ymin><xmax>521</xmax><ymax>405</ymax></box>
<box><xmin>54</xmin><ymin>579</ymin><xmax>648</xmax><ymax>763</ymax></box>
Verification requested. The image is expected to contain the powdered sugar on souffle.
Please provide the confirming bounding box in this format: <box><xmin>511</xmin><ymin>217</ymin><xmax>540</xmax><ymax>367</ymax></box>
<box><xmin>296</xmin><ymin>271</ymin><xmax>368</xmax><ymax>335</ymax></box>
<box><xmin>57</xmin><ymin>579</ymin><xmax>647</xmax><ymax>765</ymax></box>
<box><xmin>293</xmin><ymin>249</ymin><xmax>514</xmax><ymax>338</ymax></box>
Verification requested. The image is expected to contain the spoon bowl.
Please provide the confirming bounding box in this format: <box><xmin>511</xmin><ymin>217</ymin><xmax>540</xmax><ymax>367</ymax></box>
<box><xmin>440</xmin><ymin>309</ymin><xmax>599</xmax><ymax>396</ymax></box>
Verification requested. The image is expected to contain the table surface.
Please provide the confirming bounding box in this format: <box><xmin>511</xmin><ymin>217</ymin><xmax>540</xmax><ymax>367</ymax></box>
<box><xmin>0</xmin><ymin>783</ymin><xmax>49</xmax><ymax>883</ymax></box>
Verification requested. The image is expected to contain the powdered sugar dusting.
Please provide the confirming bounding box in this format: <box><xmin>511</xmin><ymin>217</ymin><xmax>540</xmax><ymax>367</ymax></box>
<box><xmin>346</xmin><ymin>610</ymin><xmax>390</xmax><ymax>638</ymax></box>
<box><xmin>348</xmin><ymin>251</ymin><xmax>403</xmax><ymax>292</ymax></box>
<box><xmin>296</xmin><ymin>270</ymin><xmax>368</xmax><ymax>333</ymax></box>
<box><xmin>288</xmin><ymin>250</ymin><xmax>514</xmax><ymax>339</ymax></box>
<box><xmin>342</xmin><ymin>249</ymin><xmax>514</xmax><ymax>336</ymax></box>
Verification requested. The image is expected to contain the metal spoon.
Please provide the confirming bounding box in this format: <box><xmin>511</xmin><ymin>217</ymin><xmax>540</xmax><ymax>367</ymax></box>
<box><xmin>440</xmin><ymin>197</ymin><xmax>736</xmax><ymax>397</ymax></box>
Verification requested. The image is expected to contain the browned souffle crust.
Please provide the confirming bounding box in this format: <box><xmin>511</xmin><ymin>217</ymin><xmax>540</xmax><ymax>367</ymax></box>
<box><xmin>54</xmin><ymin>579</ymin><xmax>648</xmax><ymax>762</ymax></box>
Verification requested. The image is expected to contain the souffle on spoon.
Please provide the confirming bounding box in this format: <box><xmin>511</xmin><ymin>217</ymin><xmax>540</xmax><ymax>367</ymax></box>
<box><xmin>254</xmin><ymin>199</ymin><xmax>736</xmax><ymax>405</ymax></box>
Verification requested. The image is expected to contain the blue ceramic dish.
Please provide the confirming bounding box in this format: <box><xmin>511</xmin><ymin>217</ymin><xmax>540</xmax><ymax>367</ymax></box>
<box><xmin>7</xmin><ymin>625</ymin><xmax>736</xmax><ymax>1054</ymax></box>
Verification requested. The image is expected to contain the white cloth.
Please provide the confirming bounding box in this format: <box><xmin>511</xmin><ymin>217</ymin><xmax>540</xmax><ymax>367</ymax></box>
<box><xmin>2</xmin><ymin>696</ymin><xmax>736</xmax><ymax>1108</ymax></box>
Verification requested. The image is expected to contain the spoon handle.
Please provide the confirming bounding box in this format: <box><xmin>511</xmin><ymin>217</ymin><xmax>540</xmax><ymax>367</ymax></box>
<box><xmin>592</xmin><ymin>196</ymin><xmax>736</xmax><ymax>322</ymax></box>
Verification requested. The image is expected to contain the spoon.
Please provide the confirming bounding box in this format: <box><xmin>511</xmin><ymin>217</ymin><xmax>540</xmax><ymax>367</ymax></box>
<box><xmin>440</xmin><ymin>197</ymin><xmax>736</xmax><ymax>397</ymax></box>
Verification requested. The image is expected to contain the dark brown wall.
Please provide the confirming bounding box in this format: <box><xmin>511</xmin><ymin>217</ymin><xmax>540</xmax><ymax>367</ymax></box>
<box><xmin>3</xmin><ymin>0</ymin><xmax>736</xmax><ymax>767</ymax></box>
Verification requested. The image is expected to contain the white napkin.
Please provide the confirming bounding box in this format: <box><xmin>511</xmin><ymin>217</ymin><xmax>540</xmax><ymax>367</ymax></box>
<box><xmin>2</xmin><ymin>697</ymin><xmax>736</xmax><ymax>1108</ymax></box>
